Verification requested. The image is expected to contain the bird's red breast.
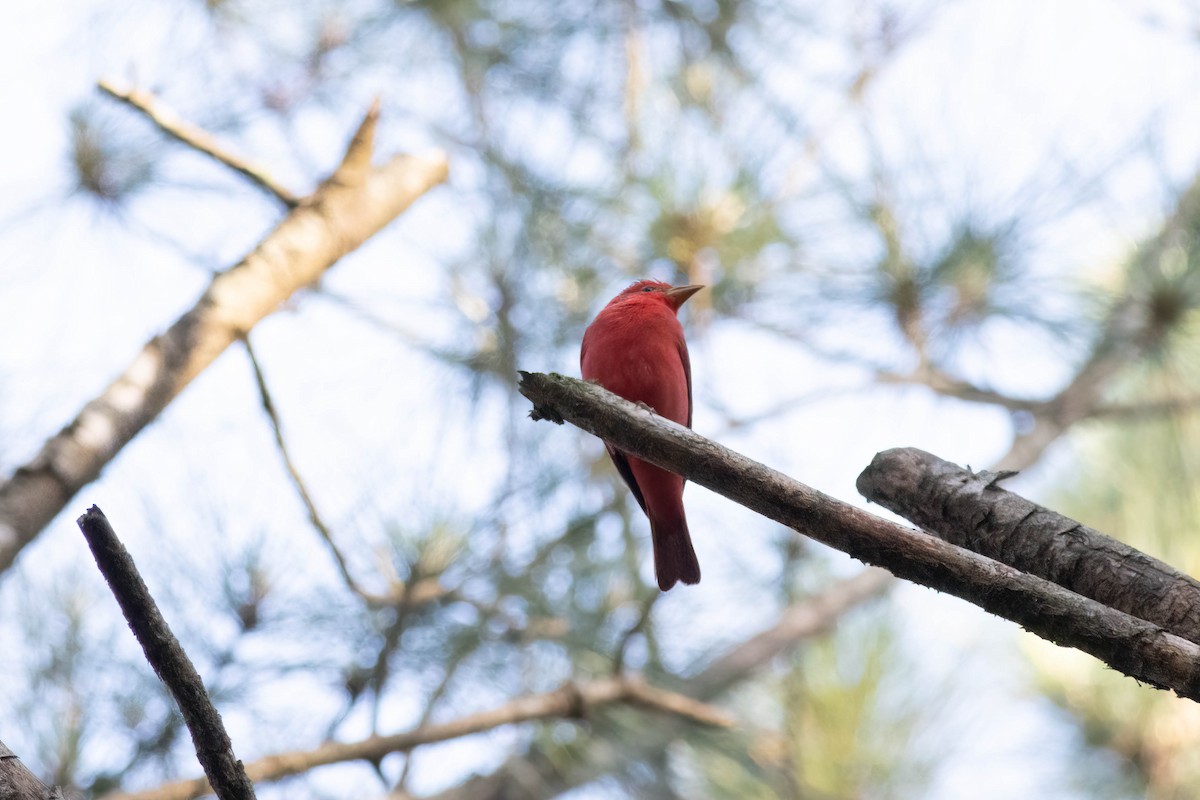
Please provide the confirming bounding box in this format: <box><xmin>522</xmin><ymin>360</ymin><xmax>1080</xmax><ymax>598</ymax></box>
<box><xmin>581</xmin><ymin>280</ymin><xmax>703</xmax><ymax>590</ymax></box>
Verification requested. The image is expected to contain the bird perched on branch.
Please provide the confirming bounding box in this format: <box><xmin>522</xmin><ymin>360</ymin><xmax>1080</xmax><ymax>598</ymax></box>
<box><xmin>581</xmin><ymin>279</ymin><xmax>703</xmax><ymax>590</ymax></box>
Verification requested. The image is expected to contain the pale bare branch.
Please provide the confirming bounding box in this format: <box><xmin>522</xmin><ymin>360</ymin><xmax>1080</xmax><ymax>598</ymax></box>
<box><xmin>0</xmin><ymin>116</ymin><xmax>448</xmax><ymax>574</ymax></box>
<box><xmin>97</xmin><ymin>79</ymin><xmax>299</xmax><ymax>206</ymax></box>
<box><xmin>99</xmin><ymin>677</ymin><xmax>729</xmax><ymax>800</ymax></box>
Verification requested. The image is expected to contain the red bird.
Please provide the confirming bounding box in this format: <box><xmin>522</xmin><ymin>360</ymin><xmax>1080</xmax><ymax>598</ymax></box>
<box><xmin>581</xmin><ymin>279</ymin><xmax>703</xmax><ymax>590</ymax></box>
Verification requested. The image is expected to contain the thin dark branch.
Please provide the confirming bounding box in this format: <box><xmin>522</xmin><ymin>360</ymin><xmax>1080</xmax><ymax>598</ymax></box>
<box><xmin>76</xmin><ymin>506</ymin><xmax>256</xmax><ymax>800</ymax></box>
<box><xmin>241</xmin><ymin>337</ymin><xmax>377</xmax><ymax>604</ymax></box>
<box><xmin>97</xmin><ymin>79</ymin><xmax>299</xmax><ymax>207</ymax></box>
<box><xmin>519</xmin><ymin>371</ymin><xmax>1200</xmax><ymax>700</ymax></box>
<box><xmin>612</xmin><ymin>591</ymin><xmax>659</xmax><ymax>675</ymax></box>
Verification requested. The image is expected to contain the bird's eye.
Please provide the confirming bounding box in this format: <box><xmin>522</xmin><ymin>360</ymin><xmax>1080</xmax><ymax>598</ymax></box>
<box><xmin>642</xmin><ymin>286</ymin><xmax>655</xmax><ymax>293</ymax></box>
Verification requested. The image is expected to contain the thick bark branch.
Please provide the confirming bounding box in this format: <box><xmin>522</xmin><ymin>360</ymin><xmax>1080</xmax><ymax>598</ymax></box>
<box><xmin>0</xmin><ymin>106</ymin><xmax>448</xmax><ymax>574</ymax></box>
<box><xmin>100</xmin><ymin>676</ymin><xmax>730</xmax><ymax>800</ymax></box>
<box><xmin>856</xmin><ymin>447</ymin><xmax>1200</xmax><ymax>645</ymax></box>
<box><xmin>518</xmin><ymin>371</ymin><xmax>1200</xmax><ymax>701</ymax></box>
<box><xmin>77</xmin><ymin>507</ymin><xmax>255</xmax><ymax>800</ymax></box>
<box><xmin>0</xmin><ymin>739</ymin><xmax>64</xmax><ymax>800</ymax></box>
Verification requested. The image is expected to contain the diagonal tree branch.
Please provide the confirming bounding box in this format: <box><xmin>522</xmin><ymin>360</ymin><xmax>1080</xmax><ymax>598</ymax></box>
<box><xmin>99</xmin><ymin>676</ymin><xmax>731</xmax><ymax>800</ymax></box>
<box><xmin>0</xmin><ymin>738</ymin><xmax>65</xmax><ymax>800</ymax></box>
<box><xmin>241</xmin><ymin>337</ymin><xmax>446</xmax><ymax>609</ymax></box>
<box><xmin>518</xmin><ymin>371</ymin><xmax>1200</xmax><ymax>701</ymax></box>
<box><xmin>0</xmin><ymin>103</ymin><xmax>448</xmax><ymax>575</ymax></box>
<box><xmin>682</xmin><ymin>567</ymin><xmax>893</xmax><ymax>700</ymax></box>
<box><xmin>97</xmin><ymin>79</ymin><xmax>299</xmax><ymax>207</ymax></box>
<box><xmin>994</xmin><ymin>168</ymin><xmax>1200</xmax><ymax>471</ymax></box>
<box><xmin>77</xmin><ymin>506</ymin><xmax>255</xmax><ymax>800</ymax></box>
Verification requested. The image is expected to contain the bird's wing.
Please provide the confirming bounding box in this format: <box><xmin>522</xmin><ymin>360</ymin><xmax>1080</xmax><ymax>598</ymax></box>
<box><xmin>607</xmin><ymin>444</ymin><xmax>648</xmax><ymax>515</ymax></box>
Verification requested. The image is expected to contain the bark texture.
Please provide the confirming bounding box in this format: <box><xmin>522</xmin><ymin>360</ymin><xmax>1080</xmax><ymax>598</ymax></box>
<box><xmin>78</xmin><ymin>507</ymin><xmax>255</xmax><ymax>800</ymax></box>
<box><xmin>856</xmin><ymin>447</ymin><xmax>1200</xmax><ymax>644</ymax></box>
<box><xmin>0</xmin><ymin>740</ymin><xmax>64</xmax><ymax>800</ymax></box>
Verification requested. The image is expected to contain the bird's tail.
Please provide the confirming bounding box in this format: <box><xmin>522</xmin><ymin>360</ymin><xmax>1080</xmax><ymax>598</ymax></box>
<box><xmin>650</xmin><ymin>517</ymin><xmax>701</xmax><ymax>591</ymax></box>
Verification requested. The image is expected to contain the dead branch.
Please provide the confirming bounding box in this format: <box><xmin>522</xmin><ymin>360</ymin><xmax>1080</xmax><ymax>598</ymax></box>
<box><xmin>518</xmin><ymin>371</ymin><xmax>1200</xmax><ymax>701</ymax></box>
<box><xmin>0</xmin><ymin>738</ymin><xmax>65</xmax><ymax>800</ymax></box>
<box><xmin>77</xmin><ymin>506</ymin><xmax>255</xmax><ymax>800</ymax></box>
<box><xmin>99</xmin><ymin>676</ymin><xmax>730</xmax><ymax>800</ymax></box>
<box><xmin>857</xmin><ymin>447</ymin><xmax>1200</xmax><ymax>644</ymax></box>
<box><xmin>0</xmin><ymin>102</ymin><xmax>448</xmax><ymax>575</ymax></box>
<box><xmin>97</xmin><ymin>79</ymin><xmax>299</xmax><ymax>206</ymax></box>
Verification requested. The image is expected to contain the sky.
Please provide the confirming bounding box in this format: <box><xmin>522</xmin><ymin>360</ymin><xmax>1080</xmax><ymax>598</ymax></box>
<box><xmin>3</xmin><ymin>0</ymin><xmax>1200</xmax><ymax>798</ymax></box>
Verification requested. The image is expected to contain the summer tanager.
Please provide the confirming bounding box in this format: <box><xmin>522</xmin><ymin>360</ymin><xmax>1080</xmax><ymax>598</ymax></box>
<box><xmin>581</xmin><ymin>279</ymin><xmax>703</xmax><ymax>590</ymax></box>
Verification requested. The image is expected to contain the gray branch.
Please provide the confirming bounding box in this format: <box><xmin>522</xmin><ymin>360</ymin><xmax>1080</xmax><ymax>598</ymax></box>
<box><xmin>857</xmin><ymin>447</ymin><xmax>1200</xmax><ymax>644</ymax></box>
<box><xmin>0</xmin><ymin>739</ymin><xmax>64</xmax><ymax>800</ymax></box>
<box><xmin>518</xmin><ymin>371</ymin><xmax>1200</xmax><ymax>701</ymax></box>
<box><xmin>77</xmin><ymin>506</ymin><xmax>255</xmax><ymax>800</ymax></box>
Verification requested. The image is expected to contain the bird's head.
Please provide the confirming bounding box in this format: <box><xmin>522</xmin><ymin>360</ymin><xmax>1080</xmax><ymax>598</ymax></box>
<box><xmin>617</xmin><ymin>280</ymin><xmax>704</xmax><ymax>312</ymax></box>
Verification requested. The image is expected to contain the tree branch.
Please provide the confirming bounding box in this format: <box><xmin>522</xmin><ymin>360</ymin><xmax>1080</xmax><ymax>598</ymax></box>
<box><xmin>682</xmin><ymin>567</ymin><xmax>893</xmax><ymax>700</ymax></box>
<box><xmin>241</xmin><ymin>337</ymin><xmax>444</xmax><ymax>608</ymax></box>
<box><xmin>857</xmin><ymin>447</ymin><xmax>1200</xmax><ymax>645</ymax></box>
<box><xmin>77</xmin><ymin>506</ymin><xmax>255</xmax><ymax>800</ymax></box>
<box><xmin>0</xmin><ymin>738</ymin><xmax>65</xmax><ymax>800</ymax></box>
<box><xmin>420</xmin><ymin>569</ymin><xmax>893</xmax><ymax>800</ymax></box>
<box><xmin>97</xmin><ymin>79</ymin><xmax>299</xmax><ymax>207</ymax></box>
<box><xmin>874</xmin><ymin>365</ymin><xmax>1045</xmax><ymax>412</ymax></box>
<box><xmin>0</xmin><ymin>108</ymin><xmax>448</xmax><ymax>575</ymax></box>
<box><xmin>995</xmin><ymin>168</ymin><xmax>1200</xmax><ymax>470</ymax></box>
<box><xmin>518</xmin><ymin>371</ymin><xmax>1200</xmax><ymax>701</ymax></box>
<box><xmin>99</xmin><ymin>676</ymin><xmax>730</xmax><ymax>800</ymax></box>
<box><xmin>1089</xmin><ymin>394</ymin><xmax>1200</xmax><ymax>420</ymax></box>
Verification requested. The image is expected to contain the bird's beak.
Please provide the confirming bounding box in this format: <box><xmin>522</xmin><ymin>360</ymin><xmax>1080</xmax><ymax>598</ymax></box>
<box><xmin>665</xmin><ymin>284</ymin><xmax>704</xmax><ymax>310</ymax></box>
